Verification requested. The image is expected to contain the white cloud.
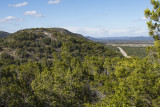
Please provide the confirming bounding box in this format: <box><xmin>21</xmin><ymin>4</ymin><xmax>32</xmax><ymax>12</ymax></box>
<box><xmin>0</xmin><ymin>16</ymin><xmax>22</xmax><ymax>23</ymax></box>
<box><xmin>8</xmin><ymin>2</ymin><xmax>28</xmax><ymax>7</ymax></box>
<box><xmin>48</xmin><ymin>0</ymin><xmax>61</xmax><ymax>4</ymax></box>
<box><xmin>65</xmin><ymin>27</ymin><xmax>148</xmax><ymax>37</ymax></box>
<box><xmin>141</xmin><ymin>17</ymin><xmax>147</xmax><ymax>20</ymax></box>
<box><xmin>24</xmin><ymin>11</ymin><xmax>43</xmax><ymax>17</ymax></box>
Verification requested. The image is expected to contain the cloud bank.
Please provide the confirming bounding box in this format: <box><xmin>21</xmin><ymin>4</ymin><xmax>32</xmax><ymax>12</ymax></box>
<box><xmin>48</xmin><ymin>0</ymin><xmax>61</xmax><ymax>4</ymax></box>
<box><xmin>65</xmin><ymin>27</ymin><xmax>149</xmax><ymax>37</ymax></box>
<box><xmin>8</xmin><ymin>2</ymin><xmax>28</xmax><ymax>7</ymax></box>
<box><xmin>24</xmin><ymin>11</ymin><xmax>43</xmax><ymax>17</ymax></box>
<box><xmin>0</xmin><ymin>16</ymin><xmax>22</xmax><ymax>23</ymax></box>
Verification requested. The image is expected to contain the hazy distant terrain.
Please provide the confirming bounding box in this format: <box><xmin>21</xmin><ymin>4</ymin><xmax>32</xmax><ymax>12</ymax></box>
<box><xmin>87</xmin><ymin>36</ymin><xmax>154</xmax><ymax>41</ymax></box>
<box><xmin>0</xmin><ymin>31</ymin><xmax>10</xmax><ymax>38</ymax></box>
<box><xmin>87</xmin><ymin>36</ymin><xmax>154</xmax><ymax>44</ymax></box>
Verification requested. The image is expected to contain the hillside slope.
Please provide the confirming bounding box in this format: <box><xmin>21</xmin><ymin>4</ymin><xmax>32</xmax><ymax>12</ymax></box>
<box><xmin>1</xmin><ymin>28</ymin><xmax>159</xmax><ymax>107</ymax></box>
<box><xmin>0</xmin><ymin>28</ymin><xmax>122</xmax><ymax>64</ymax></box>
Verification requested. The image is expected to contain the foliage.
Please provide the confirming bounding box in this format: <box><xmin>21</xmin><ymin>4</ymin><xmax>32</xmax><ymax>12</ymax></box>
<box><xmin>144</xmin><ymin>0</ymin><xmax>160</xmax><ymax>40</ymax></box>
<box><xmin>0</xmin><ymin>28</ymin><xmax>122</xmax><ymax>64</ymax></box>
<box><xmin>88</xmin><ymin>57</ymin><xmax>160</xmax><ymax>107</ymax></box>
<box><xmin>1</xmin><ymin>48</ymin><xmax>160</xmax><ymax>106</ymax></box>
<box><xmin>1</xmin><ymin>24</ymin><xmax>160</xmax><ymax>106</ymax></box>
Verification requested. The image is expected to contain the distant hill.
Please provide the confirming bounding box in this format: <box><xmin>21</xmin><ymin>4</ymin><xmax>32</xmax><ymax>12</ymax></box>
<box><xmin>87</xmin><ymin>36</ymin><xmax>154</xmax><ymax>42</ymax></box>
<box><xmin>86</xmin><ymin>36</ymin><xmax>99</xmax><ymax>41</ymax></box>
<box><xmin>99</xmin><ymin>36</ymin><xmax>154</xmax><ymax>41</ymax></box>
<box><xmin>0</xmin><ymin>28</ymin><xmax>122</xmax><ymax>64</ymax></box>
<box><xmin>0</xmin><ymin>31</ymin><xmax>10</xmax><ymax>38</ymax></box>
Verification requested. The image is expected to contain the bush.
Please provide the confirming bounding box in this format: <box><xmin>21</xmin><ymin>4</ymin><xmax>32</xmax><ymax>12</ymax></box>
<box><xmin>42</xmin><ymin>38</ymin><xmax>51</xmax><ymax>45</ymax></box>
<box><xmin>0</xmin><ymin>53</ymin><xmax>14</xmax><ymax>60</ymax></box>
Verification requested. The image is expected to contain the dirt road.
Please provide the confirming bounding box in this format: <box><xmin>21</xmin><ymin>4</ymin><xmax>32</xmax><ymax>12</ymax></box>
<box><xmin>118</xmin><ymin>47</ymin><xmax>130</xmax><ymax>58</ymax></box>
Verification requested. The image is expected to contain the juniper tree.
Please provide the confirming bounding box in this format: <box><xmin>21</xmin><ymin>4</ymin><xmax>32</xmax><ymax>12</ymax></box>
<box><xmin>145</xmin><ymin>0</ymin><xmax>160</xmax><ymax>40</ymax></box>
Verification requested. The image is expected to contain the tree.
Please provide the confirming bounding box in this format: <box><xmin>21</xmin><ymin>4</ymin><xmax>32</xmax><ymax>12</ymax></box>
<box><xmin>145</xmin><ymin>0</ymin><xmax>160</xmax><ymax>59</ymax></box>
<box><xmin>144</xmin><ymin>0</ymin><xmax>160</xmax><ymax>40</ymax></box>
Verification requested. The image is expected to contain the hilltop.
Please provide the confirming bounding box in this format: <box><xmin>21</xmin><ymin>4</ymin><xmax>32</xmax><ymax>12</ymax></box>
<box><xmin>0</xmin><ymin>28</ymin><xmax>122</xmax><ymax>64</ymax></box>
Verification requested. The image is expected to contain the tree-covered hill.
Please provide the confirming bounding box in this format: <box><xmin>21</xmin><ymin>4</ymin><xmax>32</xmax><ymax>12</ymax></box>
<box><xmin>0</xmin><ymin>28</ymin><xmax>122</xmax><ymax>65</ymax></box>
<box><xmin>0</xmin><ymin>28</ymin><xmax>124</xmax><ymax>106</ymax></box>
<box><xmin>1</xmin><ymin>27</ymin><xmax>160</xmax><ymax>106</ymax></box>
<box><xmin>0</xmin><ymin>31</ymin><xmax>10</xmax><ymax>38</ymax></box>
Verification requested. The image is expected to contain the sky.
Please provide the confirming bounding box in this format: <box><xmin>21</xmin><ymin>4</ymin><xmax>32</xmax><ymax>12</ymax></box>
<box><xmin>0</xmin><ymin>0</ymin><xmax>153</xmax><ymax>37</ymax></box>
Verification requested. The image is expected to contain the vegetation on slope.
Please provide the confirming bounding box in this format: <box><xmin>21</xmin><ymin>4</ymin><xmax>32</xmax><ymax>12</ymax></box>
<box><xmin>1</xmin><ymin>29</ymin><xmax>160</xmax><ymax>106</ymax></box>
<box><xmin>0</xmin><ymin>28</ymin><xmax>123</xmax><ymax>106</ymax></box>
<box><xmin>1</xmin><ymin>42</ymin><xmax>160</xmax><ymax>106</ymax></box>
<box><xmin>0</xmin><ymin>28</ymin><xmax>122</xmax><ymax>66</ymax></box>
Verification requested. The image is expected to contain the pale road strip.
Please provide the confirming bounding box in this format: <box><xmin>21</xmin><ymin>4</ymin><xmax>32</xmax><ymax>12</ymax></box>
<box><xmin>118</xmin><ymin>47</ymin><xmax>130</xmax><ymax>58</ymax></box>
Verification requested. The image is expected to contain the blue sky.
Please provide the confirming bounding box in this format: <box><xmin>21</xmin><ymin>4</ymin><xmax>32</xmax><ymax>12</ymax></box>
<box><xmin>0</xmin><ymin>0</ymin><xmax>152</xmax><ymax>37</ymax></box>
